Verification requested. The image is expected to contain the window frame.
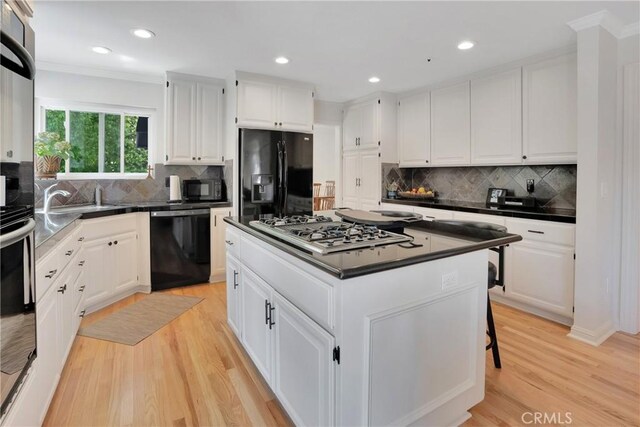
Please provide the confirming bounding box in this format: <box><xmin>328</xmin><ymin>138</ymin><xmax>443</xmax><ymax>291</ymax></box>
<box><xmin>36</xmin><ymin>98</ymin><xmax>155</xmax><ymax>179</ymax></box>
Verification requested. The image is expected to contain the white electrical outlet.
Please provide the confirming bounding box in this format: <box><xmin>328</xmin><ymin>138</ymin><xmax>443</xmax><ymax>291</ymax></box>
<box><xmin>442</xmin><ymin>271</ymin><xmax>458</xmax><ymax>289</ymax></box>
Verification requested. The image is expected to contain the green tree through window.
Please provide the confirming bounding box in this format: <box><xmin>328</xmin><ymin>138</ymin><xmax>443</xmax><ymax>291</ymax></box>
<box><xmin>43</xmin><ymin>108</ymin><xmax>149</xmax><ymax>174</ymax></box>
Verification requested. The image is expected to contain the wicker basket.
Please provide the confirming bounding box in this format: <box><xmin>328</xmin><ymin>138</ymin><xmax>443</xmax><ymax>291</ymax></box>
<box><xmin>398</xmin><ymin>191</ymin><xmax>436</xmax><ymax>199</ymax></box>
<box><xmin>35</xmin><ymin>155</ymin><xmax>62</xmax><ymax>179</ymax></box>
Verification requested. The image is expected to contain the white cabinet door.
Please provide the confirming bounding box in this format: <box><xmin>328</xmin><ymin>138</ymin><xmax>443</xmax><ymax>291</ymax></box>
<box><xmin>113</xmin><ymin>232</ymin><xmax>138</xmax><ymax>294</ymax></box>
<box><xmin>471</xmin><ymin>69</ymin><xmax>522</xmax><ymax>165</ymax></box>
<box><xmin>277</xmin><ymin>86</ymin><xmax>313</xmax><ymax>132</ymax></box>
<box><xmin>359</xmin><ymin>99</ymin><xmax>379</xmax><ymax>150</ymax></box>
<box><xmin>506</xmin><ymin>240</ymin><xmax>575</xmax><ymax>317</ymax></box>
<box><xmin>166</xmin><ymin>78</ymin><xmax>197</xmax><ymax>164</ymax></box>
<box><xmin>359</xmin><ymin>148</ymin><xmax>381</xmax><ymax>210</ymax></box>
<box><xmin>523</xmin><ymin>53</ymin><xmax>577</xmax><ymax>164</ymax></box>
<box><xmin>35</xmin><ymin>284</ymin><xmax>60</xmax><ymax>410</ymax></box>
<box><xmin>226</xmin><ymin>254</ymin><xmax>242</xmax><ymax>338</ymax></box>
<box><xmin>342</xmin><ymin>151</ymin><xmax>360</xmax><ymax>208</ymax></box>
<box><xmin>82</xmin><ymin>237</ymin><xmax>111</xmax><ymax>308</ymax></box>
<box><xmin>57</xmin><ymin>270</ymin><xmax>76</xmax><ymax>365</ymax></box>
<box><xmin>272</xmin><ymin>292</ymin><xmax>335</xmax><ymax>427</ymax></box>
<box><xmin>196</xmin><ymin>82</ymin><xmax>224</xmax><ymax>164</ymax></box>
<box><xmin>237</xmin><ymin>80</ymin><xmax>277</xmax><ymax>129</ymax></box>
<box><xmin>240</xmin><ymin>268</ymin><xmax>273</xmax><ymax>383</ymax></box>
<box><xmin>398</xmin><ymin>92</ymin><xmax>431</xmax><ymax>167</ymax></box>
<box><xmin>211</xmin><ymin>208</ymin><xmax>231</xmax><ymax>282</ymax></box>
<box><xmin>343</xmin><ymin>105</ymin><xmax>360</xmax><ymax>152</ymax></box>
<box><xmin>431</xmin><ymin>81</ymin><xmax>471</xmax><ymax>166</ymax></box>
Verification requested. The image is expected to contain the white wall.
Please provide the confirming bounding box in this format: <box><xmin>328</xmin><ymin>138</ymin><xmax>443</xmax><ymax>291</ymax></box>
<box><xmin>34</xmin><ymin>70</ymin><xmax>165</xmax><ymax>164</ymax></box>
<box><xmin>314</xmin><ymin>100</ymin><xmax>343</xmax><ymax>125</ymax></box>
<box><xmin>313</xmin><ymin>100</ymin><xmax>343</xmax><ymax>206</ymax></box>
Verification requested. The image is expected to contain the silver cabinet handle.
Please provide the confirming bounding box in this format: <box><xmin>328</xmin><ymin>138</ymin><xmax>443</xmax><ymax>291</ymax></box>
<box><xmin>78</xmin><ymin>237</ymin><xmax>84</xmax><ymax>242</ymax></box>
<box><xmin>79</xmin><ymin>310</ymin><xmax>86</xmax><ymax>318</ymax></box>
<box><xmin>527</xmin><ymin>230</ymin><xmax>545</xmax><ymax>235</ymax></box>
<box><xmin>65</xmin><ymin>249</ymin><xmax>74</xmax><ymax>256</ymax></box>
<box><xmin>233</xmin><ymin>270</ymin><xmax>238</xmax><ymax>289</ymax></box>
<box><xmin>45</xmin><ymin>269</ymin><xmax>57</xmax><ymax>278</ymax></box>
<box><xmin>225</xmin><ymin>240</ymin><xmax>234</xmax><ymax>246</ymax></box>
<box><xmin>78</xmin><ymin>260</ymin><xmax>85</xmax><ymax>266</ymax></box>
<box><xmin>57</xmin><ymin>284</ymin><xmax>67</xmax><ymax>294</ymax></box>
<box><xmin>79</xmin><ymin>285</ymin><xmax>85</xmax><ymax>292</ymax></box>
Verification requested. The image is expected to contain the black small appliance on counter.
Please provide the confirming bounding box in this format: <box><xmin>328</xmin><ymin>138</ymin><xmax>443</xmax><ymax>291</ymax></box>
<box><xmin>182</xmin><ymin>178</ymin><xmax>226</xmax><ymax>202</ymax></box>
<box><xmin>486</xmin><ymin>188</ymin><xmax>536</xmax><ymax>209</ymax></box>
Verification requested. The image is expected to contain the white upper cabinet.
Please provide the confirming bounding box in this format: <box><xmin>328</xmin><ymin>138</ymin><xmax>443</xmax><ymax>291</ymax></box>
<box><xmin>197</xmin><ymin>82</ymin><xmax>225</xmax><ymax>163</ymax></box>
<box><xmin>430</xmin><ymin>81</ymin><xmax>471</xmax><ymax>166</ymax></box>
<box><xmin>236</xmin><ymin>73</ymin><xmax>314</xmax><ymax>132</ymax></box>
<box><xmin>165</xmin><ymin>72</ymin><xmax>225</xmax><ymax>165</ymax></box>
<box><xmin>277</xmin><ymin>85</ymin><xmax>314</xmax><ymax>131</ymax></box>
<box><xmin>398</xmin><ymin>92</ymin><xmax>430</xmax><ymax>167</ymax></box>
<box><xmin>358</xmin><ymin>99</ymin><xmax>379</xmax><ymax>150</ymax></box>
<box><xmin>471</xmin><ymin>68</ymin><xmax>522</xmax><ymax>165</ymax></box>
<box><xmin>523</xmin><ymin>53</ymin><xmax>577</xmax><ymax>164</ymax></box>
<box><xmin>342</xmin><ymin>105</ymin><xmax>361</xmax><ymax>152</ymax></box>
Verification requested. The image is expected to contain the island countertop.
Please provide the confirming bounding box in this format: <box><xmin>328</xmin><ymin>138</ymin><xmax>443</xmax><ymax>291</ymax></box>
<box><xmin>224</xmin><ymin>216</ymin><xmax>522</xmax><ymax>279</ymax></box>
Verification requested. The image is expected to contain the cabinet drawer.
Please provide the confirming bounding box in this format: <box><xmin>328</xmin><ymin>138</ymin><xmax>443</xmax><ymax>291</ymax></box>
<box><xmin>81</xmin><ymin>214</ymin><xmax>137</xmax><ymax>241</ymax></box>
<box><xmin>241</xmin><ymin>236</ymin><xmax>334</xmax><ymax>330</ymax></box>
<box><xmin>225</xmin><ymin>226</ymin><xmax>241</xmax><ymax>258</ymax></box>
<box><xmin>505</xmin><ymin>218</ymin><xmax>574</xmax><ymax>246</ymax></box>
<box><xmin>36</xmin><ymin>251</ymin><xmax>62</xmax><ymax>301</ymax></box>
<box><xmin>413</xmin><ymin>206</ymin><xmax>454</xmax><ymax>221</ymax></box>
<box><xmin>59</xmin><ymin>229</ymin><xmax>82</xmax><ymax>268</ymax></box>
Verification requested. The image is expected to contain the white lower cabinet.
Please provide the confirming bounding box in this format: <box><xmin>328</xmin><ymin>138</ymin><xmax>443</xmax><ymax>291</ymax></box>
<box><xmin>240</xmin><ymin>268</ymin><xmax>273</xmax><ymax>383</ymax></box>
<box><xmin>505</xmin><ymin>228</ymin><xmax>575</xmax><ymax>318</ymax></box>
<box><xmin>211</xmin><ymin>207</ymin><xmax>232</xmax><ymax>282</ymax></box>
<box><xmin>272</xmin><ymin>292</ymin><xmax>335</xmax><ymax>427</ymax></box>
<box><xmin>226</xmin><ymin>254</ymin><xmax>242</xmax><ymax>337</ymax></box>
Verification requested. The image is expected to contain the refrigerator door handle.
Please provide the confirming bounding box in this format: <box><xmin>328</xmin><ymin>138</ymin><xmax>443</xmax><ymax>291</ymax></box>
<box><xmin>282</xmin><ymin>140</ymin><xmax>288</xmax><ymax>214</ymax></box>
<box><xmin>277</xmin><ymin>141</ymin><xmax>284</xmax><ymax>215</ymax></box>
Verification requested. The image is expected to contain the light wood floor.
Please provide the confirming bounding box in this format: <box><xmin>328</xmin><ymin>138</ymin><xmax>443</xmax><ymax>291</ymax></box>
<box><xmin>44</xmin><ymin>283</ymin><xmax>639</xmax><ymax>427</ymax></box>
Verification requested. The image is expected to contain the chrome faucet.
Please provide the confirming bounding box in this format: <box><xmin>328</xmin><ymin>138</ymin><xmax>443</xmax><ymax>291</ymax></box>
<box><xmin>43</xmin><ymin>183</ymin><xmax>71</xmax><ymax>213</ymax></box>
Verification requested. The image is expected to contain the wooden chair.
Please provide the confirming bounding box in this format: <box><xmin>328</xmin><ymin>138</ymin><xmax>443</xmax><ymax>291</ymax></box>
<box><xmin>319</xmin><ymin>197</ymin><xmax>335</xmax><ymax>210</ymax></box>
<box><xmin>324</xmin><ymin>180</ymin><xmax>335</xmax><ymax>197</ymax></box>
<box><xmin>313</xmin><ymin>183</ymin><xmax>322</xmax><ymax>211</ymax></box>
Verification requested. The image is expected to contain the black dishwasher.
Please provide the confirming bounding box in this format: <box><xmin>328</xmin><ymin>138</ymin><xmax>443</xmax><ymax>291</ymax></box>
<box><xmin>150</xmin><ymin>209</ymin><xmax>210</xmax><ymax>290</ymax></box>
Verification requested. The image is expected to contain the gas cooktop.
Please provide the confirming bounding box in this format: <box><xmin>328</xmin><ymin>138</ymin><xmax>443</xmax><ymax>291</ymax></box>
<box><xmin>249</xmin><ymin>215</ymin><xmax>412</xmax><ymax>254</ymax></box>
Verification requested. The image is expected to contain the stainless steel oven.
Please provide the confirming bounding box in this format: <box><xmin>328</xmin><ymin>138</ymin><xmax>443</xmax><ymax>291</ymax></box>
<box><xmin>1</xmin><ymin>0</ymin><xmax>36</xmax><ymax>417</ymax></box>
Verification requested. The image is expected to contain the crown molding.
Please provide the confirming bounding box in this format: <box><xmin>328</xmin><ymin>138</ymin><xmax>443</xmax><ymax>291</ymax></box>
<box><xmin>567</xmin><ymin>10</ymin><xmax>638</xmax><ymax>40</ymax></box>
<box><xmin>36</xmin><ymin>61</ymin><xmax>164</xmax><ymax>85</ymax></box>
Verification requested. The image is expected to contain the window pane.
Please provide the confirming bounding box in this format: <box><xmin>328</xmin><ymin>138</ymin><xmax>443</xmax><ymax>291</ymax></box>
<box><xmin>104</xmin><ymin>114</ymin><xmax>121</xmax><ymax>172</ymax></box>
<box><xmin>69</xmin><ymin>111</ymin><xmax>99</xmax><ymax>173</ymax></box>
<box><xmin>124</xmin><ymin>116</ymin><xmax>148</xmax><ymax>173</ymax></box>
<box><xmin>44</xmin><ymin>109</ymin><xmax>66</xmax><ymax>172</ymax></box>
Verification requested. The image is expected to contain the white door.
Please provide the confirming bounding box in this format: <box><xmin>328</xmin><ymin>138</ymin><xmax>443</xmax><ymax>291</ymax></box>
<box><xmin>83</xmin><ymin>237</ymin><xmax>111</xmax><ymax>308</ymax></box>
<box><xmin>240</xmin><ymin>268</ymin><xmax>273</xmax><ymax>383</ymax></box>
<box><xmin>471</xmin><ymin>68</ymin><xmax>523</xmax><ymax>165</ymax></box>
<box><xmin>523</xmin><ymin>53</ymin><xmax>577</xmax><ymax>164</ymax></box>
<box><xmin>342</xmin><ymin>151</ymin><xmax>360</xmax><ymax>208</ymax></box>
<box><xmin>431</xmin><ymin>81</ymin><xmax>471</xmax><ymax>166</ymax></box>
<box><xmin>343</xmin><ymin>105</ymin><xmax>360</xmax><ymax>152</ymax></box>
<box><xmin>113</xmin><ymin>232</ymin><xmax>139</xmax><ymax>294</ymax></box>
<box><xmin>358</xmin><ymin>99</ymin><xmax>379</xmax><ymax>150</ymax></box>
<box><xmin>196</xmin><ymin>82</ymin><xmax>224</xmax><ymax>164</ymax></box>
<box><xmin>237</xmin><ymin>80</ymin><xmax>277</xmax><ymax>129</ymax></box>
<box><xmin>398</xmin><ymin>92</ymin><xmax>431</xmax><ymax>167</ymax></box>
<box><xmin>359</xmin><ymin>148</ymin><xmax>381</xmax><ymax>211</ymax></box>
<box><xmin>211</xmin><ymin>208</ymin><xmax>231</xmax><ymax>281</ymax></box>
<box><xmin>277</xmin><ymin>85</ymin><xmax>313</xmax><ymax>132</ymax></box>
<box><xmin>272</xmin><ymin>292</ymin><xmax>335</xmax><ymax>427</ymax></box>
<box><xmin>166</xmin><ymin>78</ymin><xmax>197</xmax><ymax>164</ymax></box>
<box><xmin>506</xmin><ymin>240</ymin><xmax>575</xmax><ymax>317</ymax></box>
<box><xmin>226</xmin><ymin>254</ymin><xmax>242</xmax><ymax>338</ymax></box>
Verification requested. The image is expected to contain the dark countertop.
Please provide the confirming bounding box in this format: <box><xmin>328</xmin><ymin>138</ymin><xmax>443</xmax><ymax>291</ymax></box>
<box><xmin>382</xmin><ymin>198</ymin><xmax>576</xmax><ymax>224</ymax></box>
<box><xmin>224</xmin><ymin>216</ymin><xmax>522</xmax><ymax>279</ymax></box>
<box><xmin>35</xmin><ymin>200</ymin><xmax>232</xmax><ymax>248</ymax></box>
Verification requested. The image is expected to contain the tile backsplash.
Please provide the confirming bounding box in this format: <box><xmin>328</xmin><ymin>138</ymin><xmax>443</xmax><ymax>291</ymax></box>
<box><xmin>35</xmin><ymin>163</ymin><xmax>227</xmax><ymax>208</ymax></box>
<box><xmin>382</xmin><ymin>164</ymin><xmax>577</xmax><ymax>210</ymax></box>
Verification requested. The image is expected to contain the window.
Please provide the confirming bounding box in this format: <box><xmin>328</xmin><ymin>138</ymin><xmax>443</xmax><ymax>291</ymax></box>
<box><xmin>39</xmin><ymin>101</ymin><xmax>153</xmax><ymax>178</ymax></box>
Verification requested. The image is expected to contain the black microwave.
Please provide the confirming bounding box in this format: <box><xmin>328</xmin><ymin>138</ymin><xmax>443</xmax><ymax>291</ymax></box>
<box><xmin>182</xmin><ymin>179</ymin><xmax>225</xmax><ymax>202</ymax></box>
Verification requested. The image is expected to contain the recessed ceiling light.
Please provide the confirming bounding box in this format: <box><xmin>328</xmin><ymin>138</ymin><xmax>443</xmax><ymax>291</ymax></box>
<box><xmin>275</xmin><ymin>56</ymin><xmax>290</xmax><ymax>64</ymax></box>
<box><xmin>368</xmin><ymin>76</ymin><xmax>380</xmax><ymax>83</ymax></box>
<box><xmin>92</xmin><ymin>46</ymin><xmax>111</xmax><ymax>54</ymax></box>
<box><xmin>457</xmin><ymin>40</ymin><xmax>475</xmax><ymax>50</ymax></box>
<box><xmin>132</xmin><ymin>29</ymin><xmax>155</xmax><ymax>39</ymax></box>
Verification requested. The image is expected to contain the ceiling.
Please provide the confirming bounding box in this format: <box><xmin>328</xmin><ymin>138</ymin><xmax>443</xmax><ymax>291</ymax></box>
<box><xmin>32</xmin><ymin>1</ymin><xmax>639</xmax><ymax>102</ymax></box>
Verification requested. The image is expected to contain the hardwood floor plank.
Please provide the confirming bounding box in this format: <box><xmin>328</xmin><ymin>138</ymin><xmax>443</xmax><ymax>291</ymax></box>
<box><xmin>43</xmin><ymin>284</ymin><xmax>639</xmax><ymax>427</ymax></box>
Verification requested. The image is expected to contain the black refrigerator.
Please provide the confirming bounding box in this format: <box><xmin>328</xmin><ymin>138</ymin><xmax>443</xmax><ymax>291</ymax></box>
<box><xmin>239</xmin><ymin>129</ymin><xmax>313</xmax><ymax>217</ymax></box>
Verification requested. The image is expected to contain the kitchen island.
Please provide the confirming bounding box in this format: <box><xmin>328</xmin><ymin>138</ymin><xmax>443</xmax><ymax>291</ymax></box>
<box><xmin>224</xmin><ymin>215</ymin><xmax>521</xmax><ymax>426</ymax></box>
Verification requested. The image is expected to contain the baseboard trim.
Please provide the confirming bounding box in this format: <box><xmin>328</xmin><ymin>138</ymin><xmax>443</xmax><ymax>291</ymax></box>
<box><xmin>568</xmin><ymin>321</ymin><xmax>617</xmax><ymax>346</ymax></box>
<box><xmin>85</xmin><ymin>285</ymin><xmax>150</xmax><ymax>315</ymax></box>
<box><xmin>489</xmin><ymin>293</ymin><xmax>574</xmax><ymax>326</ymax></box>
